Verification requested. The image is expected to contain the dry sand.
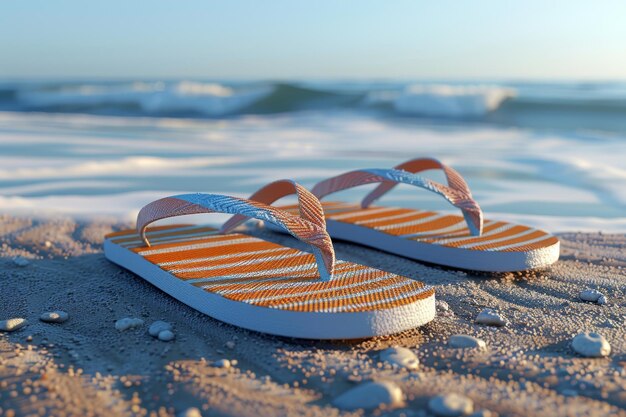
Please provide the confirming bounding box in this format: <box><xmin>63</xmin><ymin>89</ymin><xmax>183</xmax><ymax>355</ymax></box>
<box><xmin>0</xmin><ymin>214</ymin><xmax>625</xmax><ymax>417</ymax></box>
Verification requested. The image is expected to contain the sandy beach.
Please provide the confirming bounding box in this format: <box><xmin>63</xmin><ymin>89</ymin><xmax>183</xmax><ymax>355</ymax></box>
<box><xmin>1</xmin><ymin>214</ymin><xmax>624</xmax><ymax>417</ymax></box>
<box><xmin>3</xmin><ymin>2</ymin><xmax>626</xmax><ymax>416</ymax></box>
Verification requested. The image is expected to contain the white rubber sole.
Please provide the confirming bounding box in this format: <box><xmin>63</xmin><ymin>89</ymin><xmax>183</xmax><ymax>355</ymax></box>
<box><xmin>104</xmin><ymin>238</ymin><xmax>436</xmax><ymax>340</ymax></box>
<box><xmin>325</xmin><ymin>219</ymin><xmax>560</xmax><ymax>272</ymax></box>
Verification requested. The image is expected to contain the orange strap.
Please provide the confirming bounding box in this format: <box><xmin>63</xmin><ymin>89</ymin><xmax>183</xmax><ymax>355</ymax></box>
<box><xmin>137</xmin><ymin>191</ymin><xmax>335</xmax><ymax>281</ymax></box>
<box><xmin>220</xmin><ymin>179</ymin><xmax>326</xmax><ymax>234</ymax></box>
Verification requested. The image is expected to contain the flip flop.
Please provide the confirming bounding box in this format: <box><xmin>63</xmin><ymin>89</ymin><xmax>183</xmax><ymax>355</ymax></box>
<box><xmin>223</xmin><ymin>159</ymin><xmax>560</xmax><ymax>272</ymax></box>
<box><xmin>104</xmin><ymin>181</ymin><xmax>435</xmax><ymax>339</ymax></box>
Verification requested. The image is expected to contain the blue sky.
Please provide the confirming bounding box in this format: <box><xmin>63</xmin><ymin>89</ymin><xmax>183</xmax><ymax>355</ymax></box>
<box><xmin>1</xmin><ymin>0</ymin><xmax>626</xmax><ymax>80</ymax></box>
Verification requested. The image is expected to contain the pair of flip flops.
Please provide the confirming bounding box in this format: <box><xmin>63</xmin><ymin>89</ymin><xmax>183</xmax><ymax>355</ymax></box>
<box><xmin>104</xmin><ymin>158</ymin><xmax>560</xmax><ymax>339</ymax></box>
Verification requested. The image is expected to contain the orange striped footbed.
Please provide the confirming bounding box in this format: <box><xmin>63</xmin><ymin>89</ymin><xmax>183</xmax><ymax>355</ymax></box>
<box><xmin>279</xmin><ymin>202</ymin><xmax>559</xmax><ymax>253</ymax></box>
<box><xmin>106</xmin><ymin>225</ymin><xmax>433</xmax><ymax>313</ymax></box>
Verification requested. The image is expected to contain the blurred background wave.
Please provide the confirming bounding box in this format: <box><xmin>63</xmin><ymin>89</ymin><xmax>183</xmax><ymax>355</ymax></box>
<box><xmin>1</xmin><ymin>1</ymin><xmax>625</xmax><ymax>231</ymax></box>
<box><xmin>3</xmin><ymin>79</ymin><xmax>626</xmax><ymax>132</ymax></box>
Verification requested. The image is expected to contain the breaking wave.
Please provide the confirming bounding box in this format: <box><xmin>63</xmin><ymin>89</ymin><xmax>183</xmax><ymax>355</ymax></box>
<box><xmin>365</xmin><ymin>84</ymin><xmax>516</xmax><ymax>117</ymax></box>
<box><xmin>2</xmin><ymin>79</ymin><xmax>626</xmax><ymax>127</ymax></box>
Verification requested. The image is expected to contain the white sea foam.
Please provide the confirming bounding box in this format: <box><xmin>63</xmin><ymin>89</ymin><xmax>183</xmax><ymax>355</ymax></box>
<box><xmin>379</xmin><ymin>84</ymin><xmax>516</xmax><ymax>117</ymax></box>
<box><xmin>0</xmin><ymin>156</ymin><xmax>242</xmax><ymax>180</ymax></box>
<box><xmin>0</xmin><ymin>192</ymin><xmax>239</xmax><ymax>226</ymax></box>
<box><xmin>175</xmin><ymin>82</ymin><xmax>232</xmax><ymax>96</ymax></box>
<box><xmin>0</xmin><ymin>180</ymin><xmax>132</xmax><ymax>195</ymax></box>
<box><xmin>0</xmin><ymin>110</ymin><xmax>624</xmax><ymax>232</ymax></box>
<box><xmin>16</xmin><ymin>81</ymin><xmax>273</xmax><ymax>116</ymax></box>
<box><xmin>139</xmin><ymin>83</ymin><xmax>272</xmax><ymax>115</ymax></box>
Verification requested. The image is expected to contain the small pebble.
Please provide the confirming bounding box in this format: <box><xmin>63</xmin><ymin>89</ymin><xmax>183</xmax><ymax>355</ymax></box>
<box><xmin>215</xmin><ymin>359</ymin><xmax>231</xmax><ymax>369</ymax></box>
<box><xmin>0</xmin><ymin>318</ymin><xmax>28</xmax><ymax>332</ymax></box>
<box><xmin>157</xmin><ymin>330</ymin><xmax>175</xmax><ymax>342</ymax></box>
<box><xmin>469</xmin><ymin>411</ymin><xmax>497</xmax><ymax>417</ymax></box>
<box><xmin>333</xmin><ymin>381</ymin><xmax>403</xmax><ymax>410</ymax></box>
<box><xmin>449</xmin><ymin>335</ymin><xmax>486</xmax><ymax>350</ymax></box>
<box><xmin>571</xmin><ymin>332</ymin><xmax>611</xmax><ymax>357</ymax></box>
<box><xmin>225</xmin><ymin>341</ymin><xmax>236</xmax><ymax>349</ymax></box>
<box><xmin>40</xmin><ymin>311</ymin><xmax>69</xmax><ymax>323</ymax></box>
<box><xmin>428</xmin><ymin>393</ymin><xmax>474</xmax><ymax>417</ymax></box>
<box><xmin>12</xmin><ymin>256</ymin><xmax>30</xmax><ymax>267</ymax></box>
<box><xmin>579</xmin><ymin>289</ymin><xmax>607</xmax><ymax>304</ymax></box>
<box><xmin>475</xmin><ymin>308</ymin><xmax>508</xmax><ymax>327</ymax></box>
<box><xmin>178</xmin><ymin>408</ymin><xmax>202</xmax><ymax>417</ymax></box>
<box><xmin>436</xmin><ymin>300</ymin><xmax>450</xmax><ymax>311</ymax></box>
<box><xmin>148</xmin><ymin>320</ymin><xmax>172</xmax><ymax>337</ymax></box>
<box><xmin>379</xmin><ymin>346</ymin><xmax>419</xmax><ymax>370</ymax></box>
<box><xmin>436</xmin><ymin>300</ymin><xmax>455</xmax><ymax>317</ymax></box>
<box><xmin>114</xmin><ymin>318</ymin><xmax>144</xmax><ymax>331</ymax></box>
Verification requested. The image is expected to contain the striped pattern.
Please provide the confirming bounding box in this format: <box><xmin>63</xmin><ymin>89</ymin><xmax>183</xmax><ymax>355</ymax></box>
<box><xmin>311</xmin><ymin>168</ymin><xmax>483</xmax><ymax>236</ymax></box>
<box><xmin>106</xmin><ymin>225</ymin><xmax>434</xmax><ymax>313</ymax></box>
<box><xmin>280</xmin><ymin>202</ymin><xmax>559</xmax><ymax>253</ymax></box>
<box><xmin>221</xmin><ymin>179</ymin><xmax>326</xmax><ymax>234</ymax></box>
<box><xmin>136</xmin><ymin>192</ymin><xmax>335</xmax><ymax>281</ymax></box>
<box><xmin>362</xmin><ymin>157</ymin><xmax>473</xmax><ymax>209</ymax></box>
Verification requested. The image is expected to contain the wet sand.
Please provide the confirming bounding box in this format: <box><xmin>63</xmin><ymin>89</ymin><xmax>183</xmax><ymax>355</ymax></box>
<box><xmin>0</xmin><ymin>215</ymin><xmax>625</xmax><ymax>417</ymax></box>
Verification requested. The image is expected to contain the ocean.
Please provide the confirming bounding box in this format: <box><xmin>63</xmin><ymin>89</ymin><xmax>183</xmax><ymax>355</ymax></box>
<box><xmin>1</xmin><ymin>79</ymin><xmax>625</xmax><ymax>232</ymax></box>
